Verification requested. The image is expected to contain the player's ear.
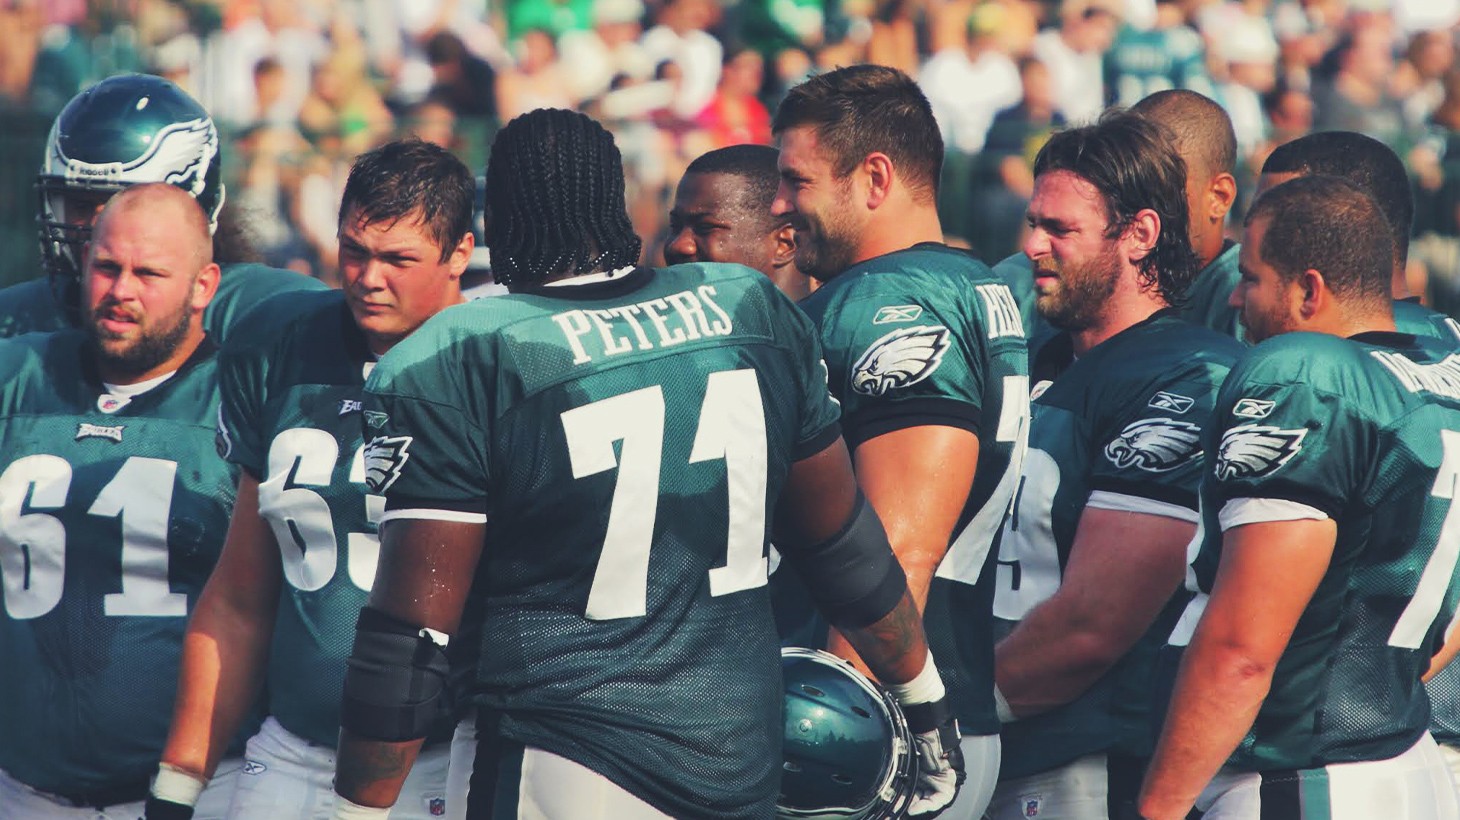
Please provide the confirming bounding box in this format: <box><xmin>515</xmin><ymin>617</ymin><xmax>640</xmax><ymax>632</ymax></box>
<box><xmin>192</xmin><ymin>262</ymin><xmax>221</xmax><ymax>311</ymax></box>
<box><xmin>1125</xmin><ymin>208</ymin><xmax>1160</xmax><ymax>263</ymax></box>
<box><xmin>1209</xmin><ymin>173</ymin><xmax>1238</xmax><ymax>221</ymax></box>
<box><xmin>446</xmin><ymin>232</ymin><xmax>474</xmax><ymax>281</ymax></box>
<box><xmin>1297</xmin><ymin>268</ymin><xmax>1325</xmax><ymax>319</ymax></box>
<box><xmin>863</xmin><ymin>152</ymin><xmax>894</xmax><ymax>210</ymax></box>
<box><xmin>771</xmin><ymin>223</ymin><xmax>797</xmax><ymax>269</ymax></box>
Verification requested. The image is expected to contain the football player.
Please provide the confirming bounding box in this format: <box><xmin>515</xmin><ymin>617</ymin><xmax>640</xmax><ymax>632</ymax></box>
<box><xmin>1255</xmin><ymin>130</ymin><xmax>1460</xmax><ymax>344</ymax></box>
<box><xmin>771</xmin><ymin>64</ymin><xmax>1030</xmax><ymax>820</ymax></box>
<box><xmin>0</xmin><ymin>73</ymin><xmax>325</xmax><ymax>341</ymax></box>
<box><xmin>330</xmin><ymin>108</ymin><xmax>964</xmax><ymax>819</ymax></box>
<box><xmin>1131</xmin><ymin>90</ymin><xmax>1242</xmax><ymax>339</ymax></box>
<box><xmin>665</xmin><ymin>143</ymin><xmax>809</xmax><ymax>300</ymax></box>
<box><xmin>0</xmin><ymin>184</ymin><xmax>239</xmax><ymax>819</ymax></box>
<box><xmin>987</xmin><ymin>112</ymin><xmax>1243</xmax><ymax>820</ymax></box>
<box><xmin>993</xmin><ymin>89</ymin><xmax>1243</xmax><ymax>353</ymax></box>
<box><xmin>1138</xmin><ymin>176</ymin><xmax>1460</xmax><ymax>820</ymax></box>
<box><xmin>149</xmin><ymin>140</ymin><xmax>473</xmax><ymax>819</ymax></box>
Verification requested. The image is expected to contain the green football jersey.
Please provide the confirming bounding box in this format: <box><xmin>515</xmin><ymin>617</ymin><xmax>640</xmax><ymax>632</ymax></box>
<box><xmin>1104</xmin><ymin>24</ymin><xmax>1214</xmax><ymax>108</ymax></box>
<box><xmin>993</xmin><ymin>252</ymin><xmax>1055</xmax><ymax>356</ymax></box>
<box><xmin>0</xmin><ymin>263</ymin><xmax>327</xmax><ymax>342</ymax></box>
<box><xmin>994</xmin><ymin>311</ymin><xmax>1242</xmax><ymax>779</ymax></box>
<box><xmin>789</xmin><ymin>243</ymin><xmax>1031</xmax><ymax>737</ymax></box>
<box><xmin>0</xmin><ymin>330</ymin><xmax>239</xmax><ymax>796</ymax></box>
<box><xmin>1171</xmin><ymin>330</ymin><xmax>1460</xmax><ymax>769</ymax></box>
<box><xmin>1395</xmin><ymin>297</ymin><xmax>1460</xmax><ymax>344</ymax></box>
<box><xmin>216</xmin><ymin>289</ymin><xmax>384</xmax><ymax>748</ymax></box>
<box><xmin>1180</xmin><ymin>242</ymin><xmax>1244</xmax><ymax>341</ymax></box>
<box><xmin>361</xmin><ymin>264</ymin><xmax>841</xmax><ymax>820</ymax></box>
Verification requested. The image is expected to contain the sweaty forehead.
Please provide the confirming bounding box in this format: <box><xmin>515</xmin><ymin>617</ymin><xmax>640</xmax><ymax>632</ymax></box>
<box><xmin>676</xmin><ymin>172</ymin><xmax>751</xmax><ymax>214</ymax></box>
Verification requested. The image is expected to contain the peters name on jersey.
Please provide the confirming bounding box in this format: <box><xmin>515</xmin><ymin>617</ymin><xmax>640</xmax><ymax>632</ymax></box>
<box><xmin>553</xmin><ymin>283</ymin><xmax>735</xmax><ymax>365</ymax></box>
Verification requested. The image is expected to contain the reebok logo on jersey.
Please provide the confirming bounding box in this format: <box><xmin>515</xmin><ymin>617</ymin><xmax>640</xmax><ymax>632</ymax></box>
<box><xmin>851</xmin><ymin>325</ymin><xmax>950</xmax><ymax>397</ymax></box>
<box><xmin>1029</xmin><ymin>380</ymin><xmax>1053</xmax><ymax>401</ymax></box>
<box><xmin>242</xmin><ymin>760</ymin><xmax>267</xmax><ymax>776</ymax></box>
<box><xmin>872</xmin><ymin>304</ymin><xmax>923</xmax><ymax>324</ymax></box>
<box><xmin>364</xmin><ymin>410</ymin><xmax>390</xmax><ymax>429</ymax></box>
<box><xmin>75</xmin><ymin>423</ymin><xmax>124</xmax><ymax>443</ymax></box>
<box><xmin>1104</xmin><ymin>418</ymin><xmax>1202</xmax><ymax>472</ymax></box>
<box><xmin>339</xmin><ymin>399</ymin><xmax>362</xmax><ymax>415</ymax></box>
<box><xmin>1147</xmin><ymin>391</ymin><xmax>1194</xmax><ymax>414</ymax></box>
<box><xmin>1231</xmin><ymin>398</ymin><xmax>1275</xmax><ymax>419</ymax></box>
<box><xmin>1215</xmin><ymin>424</ymin><xmax>1307</xmax><ymax>481</ymax></box>
<box><xmin>363</xmin><ymin>435</ymin><xmax>413</xmax><ymax>494</ymax></box>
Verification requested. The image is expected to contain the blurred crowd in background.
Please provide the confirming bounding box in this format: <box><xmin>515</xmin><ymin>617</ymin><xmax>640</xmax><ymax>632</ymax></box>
<box><xmin>3</xmin><ymin>0</ymin><xmax>1460</xmax><ymax>309</ymax></box>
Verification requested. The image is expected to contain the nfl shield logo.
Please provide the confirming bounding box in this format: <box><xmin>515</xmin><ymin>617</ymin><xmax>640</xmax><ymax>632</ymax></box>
<box><xmin>428</xmin><ymin>796</ymin><xmax>446</xmax><ymax>816</ymax></box>
<box><xmin>1023</xmin><ymin>795</ymin><xmax>1043</xmax><ymax>817</ymax></box>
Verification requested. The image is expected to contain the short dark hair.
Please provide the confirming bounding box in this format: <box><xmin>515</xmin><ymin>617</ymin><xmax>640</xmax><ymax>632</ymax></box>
<box><xmin>338</xmin><ymin>138</ymin><xmax>474</xmax><ymax>262</ymax></box>
<box><xmin>1132</xmin><ymin>89</ymin><xmax>1236</xmax><ymax>178</ymax></box>
<box><xmin>771</xmin><ymin>64</ymin><xmax>942</xmax><ymax>200</ymax></box>
<box><xmin>1245</xmin><ymin>174</ymin><xmax>1394</xmax><ymax>309</ymax></box>
<box><xmin>1261</xmin><ymin>131</ymin><xmax>1413</xmax><ymax>266</ymax></box>
<box><xmin>684</xmin><ymin>144</ymin><xmax>780</xmax><ymax>227</ymax></box>
<box><xmin>484</xmin><ymin>108</ymin><xmax>642</xmax><ymax>287</ymax></box>
<box><xmin>1033</xmin><ymin>110</ymin><xmax>1198</xmax><ymax>305</ymax></box>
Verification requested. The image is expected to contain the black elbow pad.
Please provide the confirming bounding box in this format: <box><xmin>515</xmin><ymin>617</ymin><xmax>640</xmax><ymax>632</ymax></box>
<box><xmin>782</xmin><ymin>494</ymin><xmax>909</xmax><ymax>629</ymax></box>
<box><xmin>340</xmin><ymin>606</ymin><xmax>453</xmax><ymax>742</ymax></box>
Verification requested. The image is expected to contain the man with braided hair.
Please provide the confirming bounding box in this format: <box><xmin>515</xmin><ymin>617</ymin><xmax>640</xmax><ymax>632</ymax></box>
<box><xmin>330</xmin><ymin>108</ymin><xmax>965</xmax><ymax>819</ymax></box>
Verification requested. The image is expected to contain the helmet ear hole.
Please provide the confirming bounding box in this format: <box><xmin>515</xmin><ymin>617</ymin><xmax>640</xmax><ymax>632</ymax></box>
<box><xmin>777</xmin><ymin>647</ymin><xmax>918</xmax><ymax>820</ymax></box>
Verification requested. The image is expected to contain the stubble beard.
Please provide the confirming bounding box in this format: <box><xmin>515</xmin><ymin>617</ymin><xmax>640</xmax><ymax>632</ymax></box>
<box><xmin>1035</xmin><ymin>251</ymin><xmax>1122</xmax><ymax>332</ymax></box>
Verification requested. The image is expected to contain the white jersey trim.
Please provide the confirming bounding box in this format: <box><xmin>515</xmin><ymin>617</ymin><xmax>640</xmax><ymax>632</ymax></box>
<box><xmin>379</xmin><ymin>508</ymin><xmax>488</xmax><ymax>525</ymax></box>
<box><xmin>1218</xmin><ymin>497</ymin><xmax>1329</xmax><ymax>530</ymax></box>
<box><xmin>1086</xmin><ymin>490</ymin><xmax>1199</xmax><ymax>523</ymax></box>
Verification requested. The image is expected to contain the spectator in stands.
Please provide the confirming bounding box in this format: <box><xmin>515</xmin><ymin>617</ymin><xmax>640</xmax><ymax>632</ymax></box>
<box><xmin>496</xmin><ymin>28</ymin><xmax>575</xmax><ymax>121</ymax></box>
<box><xmin>694</xmin><ymin>47</ymin><xmax>771</xmax><ymax>148</ymax></box>
<box><xmin>1033</xmin><ymin>0</ymin><xmax>1120</xmax><ymax>126</ymax></box>
<box><xmin>425</xmin><ymin>31</ymin><xmax>496</xmax><ymax>121</ymax></box>
<box><xmin>1312</xmin><ymin>27</ymin><xmax>1407</xmax><ymax>148</ymax></box>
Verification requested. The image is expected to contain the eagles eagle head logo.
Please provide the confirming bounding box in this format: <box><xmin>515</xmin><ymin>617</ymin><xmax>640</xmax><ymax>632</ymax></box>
<box><xmin>850</xmin><ymin>325</ymin><xmax>950</xmax><ymax>397</ymax></box>
<box><xmin>1215</xmin><ymin>424</ymin><xmax>1307</xmax><ymax>481</ymax></box>
<box><xmin>363</xmin><ymin>435</ymin><xmax>414</xmax><ymax>494</ymax></box>
<box><xmin>1104</xmin><ymin>417</ymin><xmax>1203</xmax><ymax>472</ymax></box>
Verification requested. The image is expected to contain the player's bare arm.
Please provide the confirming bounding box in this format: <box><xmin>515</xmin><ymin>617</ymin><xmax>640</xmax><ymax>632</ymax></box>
<box><xmin>825</xmin><ymin>426</ymin><xmax>979</xmax><ymax>673</ymax></box>
<box><xmin>1138</xmin><ymin>519</ymin><xmax>1334</xmax><ymax>820</ymax></box>
<box><xmin>334</xmin><ymin>517</ymin><xmax>486</xmax><ymax>810</ymax></box>
<box><xmin>161</xmin><ymin>473</ymin><xmax>283</xmax><ymax>780</ymax></box>
<box><xmin>995</xmin><ymin>507</ymin><xmax>1192</xmax><ymax>717</ymax></box>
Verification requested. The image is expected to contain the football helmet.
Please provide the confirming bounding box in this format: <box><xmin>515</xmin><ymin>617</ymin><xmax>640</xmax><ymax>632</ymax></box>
<box><xmin>778</xmin><ymin>647</ymin><xmax>918</xmax><ymax>820</ymax></box>
<box><xmin>37</xmin><ymin>73</ymin><xmax>224</xmax><ymax>312</ymax></box>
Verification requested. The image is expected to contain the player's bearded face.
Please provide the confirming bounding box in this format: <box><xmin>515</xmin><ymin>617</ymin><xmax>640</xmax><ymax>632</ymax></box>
<box><xmin>1033</xmin><ymin>239</ymin><xmax>1121</xmax><ymax>331</ymax></box>
<box><xmin>87</xmin><ymin>276</ymin><xmax>195</xmax><ymax>375</ymax></box>
<box><xmin>792</xmin><ymin>182</ymin><xmax>859</xmax><ymax>281</ymax></box>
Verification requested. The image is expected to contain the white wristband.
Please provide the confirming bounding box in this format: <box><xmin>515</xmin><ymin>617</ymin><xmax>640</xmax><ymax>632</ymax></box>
<box><xmin>333</xmin><ymin>795</ymin><xmax>393</xmax><ymax>820</ymax></box>
<box><xmin>885</xmin><ymin>649</ymin><xmax>946</xmax><ymax>706</ymax></box>
<box><xmin>151</xmin><ymin>763</ymin><xmax>207</xmax><ymax>807</ymax></box>
<box><xmin>993</xmin><ymin>683</ymin><xmax>1018</xmax><ymax>723</ymax></box>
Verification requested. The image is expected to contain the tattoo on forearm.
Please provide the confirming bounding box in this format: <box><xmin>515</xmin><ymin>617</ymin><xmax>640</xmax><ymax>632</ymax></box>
<box><xmin>337</xmin><ymin>744</ymin><xmax>410</xmax><ymax>796</ymax></box>
<box><xmin>853</xmin><ymin>591</ymin><xmax>923</xmax><ymax>677</ymax></box>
